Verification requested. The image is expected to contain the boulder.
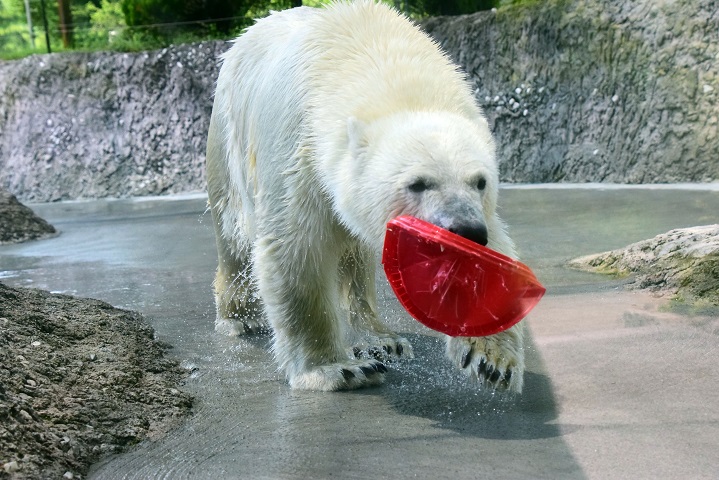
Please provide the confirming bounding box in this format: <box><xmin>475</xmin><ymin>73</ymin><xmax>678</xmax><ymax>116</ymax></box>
<box><xmin>0</xmin><ymin>189</ymin><xmax>56</xmax><ymax>244</ymax></box>
<box><xmin>570</xmin><ymin>225</ymin><xmax>719</xmax><ymax>309</ymax></box>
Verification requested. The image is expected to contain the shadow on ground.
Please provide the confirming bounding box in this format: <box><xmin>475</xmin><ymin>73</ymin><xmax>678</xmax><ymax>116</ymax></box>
<box><xmin>373</xmin><ymin>334</ymin><xmax>574</xmax><ymax>441</ymax></box>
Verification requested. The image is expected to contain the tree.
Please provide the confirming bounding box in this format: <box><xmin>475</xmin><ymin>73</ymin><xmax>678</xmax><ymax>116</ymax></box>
<box><xmin>119</xmin><ymin>0</ymin><xmax>295</xmax><ymax>33</ymax></box>
<box><xmin>57</xmin><ymin>0</ymin><xmax>73</xmax><ymax>47</ymax></box>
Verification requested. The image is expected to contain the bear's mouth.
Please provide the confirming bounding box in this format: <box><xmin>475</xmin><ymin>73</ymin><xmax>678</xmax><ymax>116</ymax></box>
<box><xmin>445</xmin><ymin>223</ymin><xmax>488</xmax><ymax>246</ymax></box>
<box><xmin>427</xmin><ymin>218</ymin><xmax>489</xmax><ymax>247</ymax></box>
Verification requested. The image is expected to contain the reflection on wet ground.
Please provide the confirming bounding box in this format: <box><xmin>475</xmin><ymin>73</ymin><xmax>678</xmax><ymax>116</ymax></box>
<box><xmin>1</xmin><ymin>185</ymin><xmax>717</xmax><ymax>479</ymax></box>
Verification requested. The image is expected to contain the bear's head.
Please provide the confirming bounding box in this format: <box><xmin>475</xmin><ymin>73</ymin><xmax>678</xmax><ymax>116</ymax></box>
<box><xmin>339</xmin><ymin>111</ymin><xmax>501</xmax><ymax>253</ymax></box>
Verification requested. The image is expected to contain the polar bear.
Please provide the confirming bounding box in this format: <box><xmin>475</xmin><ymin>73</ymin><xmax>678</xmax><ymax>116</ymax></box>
<box><xmin>206</xmin><ymin>0</ymin><xmax>525</xmax><ymax>392</ymax></box>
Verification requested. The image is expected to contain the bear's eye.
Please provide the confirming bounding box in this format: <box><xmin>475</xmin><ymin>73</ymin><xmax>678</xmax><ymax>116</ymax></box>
<box><xmin>475</xmin><ymin>177</ymin><xmax>487</xmax><ymax>191</ymax></box>
<box><xmin>407</xmin><ymin>179</ymin><xmax>432</xmax><ymax>193</ymax></box>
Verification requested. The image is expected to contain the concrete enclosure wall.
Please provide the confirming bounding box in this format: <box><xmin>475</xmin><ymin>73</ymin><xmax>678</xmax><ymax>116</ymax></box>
<box><xmin>0</xmin><ymin>0</ymin><xmax>717</xmax><ymax>201</ymax></box>
<box><xmin>423</xmin><ymin>0</ymin><xmax>719</xmax><ymax>184</ymax></box>
<box><xmin>0</xmin><ymin>43</ymin><xmax>225</xmax><ymax>201</ymax></box>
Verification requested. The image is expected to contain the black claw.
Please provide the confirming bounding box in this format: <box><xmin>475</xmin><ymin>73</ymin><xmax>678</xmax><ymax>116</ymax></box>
<box><xmin>359</xmin><ymin>362</ymin><xmax>387</xmax><ymax>376</ymax></box>
<box><xmin>504</xmin><ymin>369</ymin><xmax>512</xmax><ymax>382</ymax></box>
<box><xmin>396</xmin><ymin>344</ymin><xmax>403</xmax><ymax>356</ymax></box>
<box><xmin>342</xmin><ymin>369</ymin><xmax>355</xmax><ymax>381</ymax></box>
<box><xmin>368</xmin><ymin>347</ymin><xmax>382</xmax><ymax>358</ymax></box>
<box><xmin>478</xmin><ymin>358</ymin><xmax>488</xmax><ymax>376</ymax></box>
<box><xmin>461</xmin><ymin>349</ymin><xmax>473</xmax><ymax>369</ymax></box>
<box><xmin>489</xmin><ymin>369</ymin><xmax>501</xmax><ymax>383</ymax></box>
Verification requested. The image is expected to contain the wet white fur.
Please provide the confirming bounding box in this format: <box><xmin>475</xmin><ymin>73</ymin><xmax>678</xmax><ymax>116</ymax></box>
<box><xmin>207</xmin><ymin>0</ymin><xmax>525</xmax><ymax>392</ymax></box>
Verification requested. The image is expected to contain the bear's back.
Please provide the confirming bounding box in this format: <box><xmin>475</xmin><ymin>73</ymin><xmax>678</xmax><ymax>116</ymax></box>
<box><xmin>217</xmin><ymin>2</ymin><xmax>482</xmax><ymax>141</ymax></box>
<box><xmin>306</xmin><ymin>1</ymin><xmax>481</xmax><ymax>125</ymax></box>
<box><xmin>212</xmin><ymin>1</ymin><xmax>488</xmax><ymax>210</ymax></box>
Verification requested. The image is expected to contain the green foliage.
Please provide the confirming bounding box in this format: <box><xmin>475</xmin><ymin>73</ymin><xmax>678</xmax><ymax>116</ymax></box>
<box><xmin>1</xmin><ymin>0</ymin><xmax>271</xmax><ymax>58</ymax></box>
<box><xmin>0</xmin><ymin>0</ymin><xmax>41</xmax><ymax>55</ymax></box>
<box><xmin>1</xmin><ymin>0</ymin><xmax>65</xmax><ymax>56</ymax></box>
<box><xmin>119</xmin><ymin>0</ymin><xmax>266</xmax><ymax>33</ymax></box>
<box><xmin>497</xmin><ymin>0</ymin><xmax>534</xmax><ymax>5</ymax></box>
<box><xmin>1</xmin><ymin>0</ymin><xmax>524</xmax><ymax>60</ymax></box>
<box><xmin>244</xmin><ymin>0</ymin><xmax>304</xmax><ymax>21</ymax></box>
<box><xmin>0</xmin><ymin>0</ymin><xmax>30</xmax><ymax>52</ymax></box>
<box><xmin>421</xmin><ymin>0</ymin><xmax>497</xmax><ymax>16</ymax></box>
<box><xmin>75</xmin><ymin>0</ymin><xmax>126</xmax><ymax>48</ymax></box>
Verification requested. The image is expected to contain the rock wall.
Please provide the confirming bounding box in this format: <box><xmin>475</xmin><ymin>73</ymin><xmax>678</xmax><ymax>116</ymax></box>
<box><xmin>423</xmin><ymin>0</ymin><xmax>719</xmax><ymax>183</ymax></box>
<box><xmin>0</xmin><ymin>42</ymin><xmax>225</xmax><ymax>201</ymax></box>
<box><xmin>0</xmin><ymin>0</ymin><xmax>717</xmax><ymax>201</ymax></box>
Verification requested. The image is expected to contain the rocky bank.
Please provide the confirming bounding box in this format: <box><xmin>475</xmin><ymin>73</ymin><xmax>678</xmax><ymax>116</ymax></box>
<box><xmin>570</xmin><ymin>225</ymin><xmax>719</xmax><ymax>311</ymax></box>
<box><xmin>0</xmin><ymin>283</ymin><xmax>193</xmax><ymax>479</ymax></box>
<box><xmin>0</xmin><ymin>0</ymin><xmax>717</xmax><ymax>202</ymax></box>
<box><xmin>0</xmin><ymin>189</ymin><xmax>194</xmax><ymax>479</ymax></box>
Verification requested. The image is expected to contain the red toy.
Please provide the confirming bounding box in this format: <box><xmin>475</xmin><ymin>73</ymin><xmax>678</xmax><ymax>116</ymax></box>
<box><xmin>382</xmin><ymin>216</ymin><xmax>546</xmax><ymax>337</ymax></box>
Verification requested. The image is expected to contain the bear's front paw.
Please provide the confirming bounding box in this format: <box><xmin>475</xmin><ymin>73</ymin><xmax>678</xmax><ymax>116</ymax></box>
<box><xmin>352</xmin><ymin>334</ymin><xmax>414</xmax><ymax>362</ymax></box>
<box><xmin>446</xmin><ymin>334</ymin><xmax>524</xmax><ymax>393</ymax></box>
<box><xmin>215</xmin><ymin>317</ymin><xmax>268</xmax><ymax>336</ymax></box>
<box><xmin>288</xmin><ymin>359</ymin><xmax>388</xmax><ymax>391</ymax></box>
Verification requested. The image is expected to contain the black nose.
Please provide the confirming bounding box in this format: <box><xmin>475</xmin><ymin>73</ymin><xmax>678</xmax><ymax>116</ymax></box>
<box><xmin>449</xmin><ymin>223</ymin><xmax>488</xmax><ymax>246</ymax></box>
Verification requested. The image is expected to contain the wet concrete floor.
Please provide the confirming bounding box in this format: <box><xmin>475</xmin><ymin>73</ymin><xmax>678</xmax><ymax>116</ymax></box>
<box><xmin>1</xmin><ymin>185</ymin><xmax>718</xmax><ymax>479</ymax></box>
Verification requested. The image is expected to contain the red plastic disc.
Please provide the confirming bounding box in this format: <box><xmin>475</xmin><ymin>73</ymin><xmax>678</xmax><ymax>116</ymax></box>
<box><xmin>382</xmin><ymin>216</ymin><xmax>546</xmax><ymax>337</ymax></box>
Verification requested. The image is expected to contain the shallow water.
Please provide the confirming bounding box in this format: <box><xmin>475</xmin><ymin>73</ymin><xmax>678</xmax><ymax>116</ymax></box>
<box><xmin>1</xmin><ymin>185</ymin><xmax>718</xmax><ymax>479</ymax></box>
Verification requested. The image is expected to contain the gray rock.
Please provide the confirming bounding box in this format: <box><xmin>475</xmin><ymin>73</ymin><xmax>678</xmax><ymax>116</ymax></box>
<box><xmin>569</xmin><ymin>225</ymin><xmax>719</xmax><ymax>309</ymax></box>
<box><xmin>0</xmin><ymin>282</ymin><xmax>193</xmax><ymax>479</ymax></box>
<box><xmin>0</xmin><ymin>189</ymin><xmax>56</xmax><ymax>244</ymax></box>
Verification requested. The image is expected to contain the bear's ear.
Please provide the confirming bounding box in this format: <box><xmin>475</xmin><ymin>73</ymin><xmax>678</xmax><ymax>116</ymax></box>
<box><xmin>347</xmin><ymin>117</ymin><xmax>369</xmax><ymax>158</ymax></box>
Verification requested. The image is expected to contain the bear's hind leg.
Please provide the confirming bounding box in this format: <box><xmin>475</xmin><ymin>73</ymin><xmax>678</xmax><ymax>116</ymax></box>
<box><xmin>213</xmin><ymin>237</ymin><xmax>267</xmax><ymax>336</ymax></box>
<box><xmin>339</xmin><ymin>246</ymin><xmax>413</xmax><ymax>361</ymax></box>
<box><xmin>255</xmin><ymin>235</ymin><xmax>387</xmax><ymax>391</ymax></box>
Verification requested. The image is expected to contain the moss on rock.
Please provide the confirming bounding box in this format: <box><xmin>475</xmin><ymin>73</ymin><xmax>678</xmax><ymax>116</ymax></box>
<box><xmin>569</xmin><ymin>225</ymin><xmax>719</xmax><ymax>312</ymax></box>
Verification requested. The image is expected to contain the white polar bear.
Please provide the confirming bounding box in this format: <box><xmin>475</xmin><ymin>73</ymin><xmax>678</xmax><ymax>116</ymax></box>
<box><xmin>206</xmin><ymin>0</ymin><xmax>525</xmax><ymax>392</ymax></box>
